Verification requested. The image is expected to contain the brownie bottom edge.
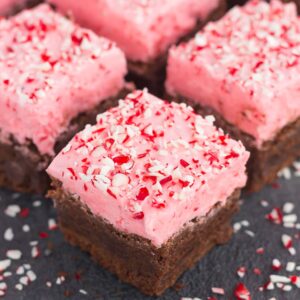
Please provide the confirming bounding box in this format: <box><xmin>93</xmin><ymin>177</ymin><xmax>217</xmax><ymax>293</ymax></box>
<box><xmin>50</xmin><ymin>182</ymin><xmax>240</xmax><ymax>296</ymax></box>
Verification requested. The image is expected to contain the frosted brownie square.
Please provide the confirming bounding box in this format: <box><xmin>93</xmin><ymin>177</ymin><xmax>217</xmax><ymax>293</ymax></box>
<box><xmin>47</xmin><ymin>90</ymin><xmax>249</xmax><ymax>295</ymax></box>
<box><xmin>0</xmin><ymin>4</ymin><xmax>127</xmax><ymax>194</ymax></box>
<box><xmin>166</xmin><ymin>0</ymin><xmax>300</xmax><ymax>191</ymax></box>
<box><xmin>48</xmin><ymin>0</ymin><xmax>227</xmax><ymax>95</ymax></box>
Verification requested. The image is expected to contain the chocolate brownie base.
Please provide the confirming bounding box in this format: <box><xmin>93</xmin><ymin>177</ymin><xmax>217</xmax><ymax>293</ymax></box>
<box><xmin>48</xmin><ymin>180</ymin><xmax>240</xmax><ymax>296</ymax></box>
<box><xmin>127</xmin><ymin>0</ymin><xmax>227</xmax><ymax>96</ymax></box>
<box><xmin>0</xmin><ymin>89</ymin><xmax>129</xmax><ymax>194</ymax></box>
<box><xmin>168</xmin><ymin>95</ymin><xmax>300</xmax><ymax>192</ymax></box>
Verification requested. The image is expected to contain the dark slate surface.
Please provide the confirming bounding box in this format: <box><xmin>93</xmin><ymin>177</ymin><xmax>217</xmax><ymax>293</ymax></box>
<box><xmin>0</xmin><ymin>175</ymin><xmax>300</xmax><ymax>300</ymax></box>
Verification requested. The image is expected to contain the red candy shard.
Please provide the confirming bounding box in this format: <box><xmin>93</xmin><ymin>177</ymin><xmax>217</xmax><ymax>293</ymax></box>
<box><xmin>19</xmin><ymin>208</ymin><xmax>29</xmax><ymax>218</ymax></box>
<box><xmin>136</xmin><ymin>187</ymin><xmax>149</xmax><ymax>201</ymax></box>
<box><xmin>159</xmin><ymin>175</ymin><xmax>172</xmax><ymax>186</ymax></box>
<box><xmin>180</xmin><ymin>159</ymin><xmax>189</xmax><ymax>168</ymax></box>
<box><xmin>107</xmin><ymin>188</ymin><xmax>117</xmax><ymax>199</ymax></box>
<box><xmin>234</xmin><ymin>283</ymin><xmax>251</xmax><ymax>300</ymax></box>
<box><xmin>132</xmin><ymin>211</ymin><xmax>144</xmax><ymax>220</ymax></box>
<box><xmin>113</xmin><ymin>155</ymin><xmax>130</xmax><ymax>165</ymax></box>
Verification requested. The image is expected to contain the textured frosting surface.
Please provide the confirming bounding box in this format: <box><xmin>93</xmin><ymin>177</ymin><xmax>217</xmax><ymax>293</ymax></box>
<box><xmin>0</xmin><ymin>0</ymin><xmax>22</xmax><ymax>15</ymax></box>
<box><xmin>47</xmin><ymin>90</ymin><xmax>249</xmax><ymax>247</ymax></box>
<box><xmin>48</xmin><ymin>0</ymin><xmax>220</xmax><ymax>62</ymax></box>
<box><xmin>0</xmin><ymin>4</ymin><xmax>127</xmax><ymax>155</ymax></box>
<box><xmin>166</xmin><ymin>0</ymin><xmax>300</xmax><ymax>147</ymax></box>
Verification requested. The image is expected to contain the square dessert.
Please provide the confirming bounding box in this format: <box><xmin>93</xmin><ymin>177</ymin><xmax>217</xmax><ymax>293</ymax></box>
<box><xmin>47</xmin><ymin>90</ymin><xmax>249</xmax><ymax>296</ymax></box>
<box><xmin>48</xmin><ymin>0</ymin><xmax>227</xmax><ymax>95</ymax></box>
<box><xmin>0</xmin><ymin>4</ymin><xmax>127</xmax><ymax>194</ymax></box>
<box><xmin>166</xmin><ymin>0</ymin><xmax>300</xmax><ymax>192</ymax></box>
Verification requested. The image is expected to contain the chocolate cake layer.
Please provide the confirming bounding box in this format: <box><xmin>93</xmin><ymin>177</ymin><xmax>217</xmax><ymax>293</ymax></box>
<box><xmin>168</xmin><ymin>95</ymin><xmax>300</xmax><ymax>192</ymax></box>
<box><xmin>127</xmin><ymin>0</ymin><xmax>227</xmax><ymax>96</ymax></box>
<box><xmin>49</xmin><ymin>179</ymin><xmax>240</xmax><ymax>296</ymax></box>
<box><xmin>0</xmin><ymin>90</ymin><xmax>129</xmax><ymax>194</ymax></box>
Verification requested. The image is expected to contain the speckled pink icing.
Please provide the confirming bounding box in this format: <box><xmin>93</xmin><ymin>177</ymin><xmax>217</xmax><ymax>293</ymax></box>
<box><xmin>166</xmin><ymin>0</ymin><xmax>300</xmax><ymax>148</ymax></box>
<box><xmin>0</xmin><ymin>0</ymin><xmax>22</xmax><ymax>15</ymax></box>
<box><xmin>0</xmin><ymin>4</ymin><xmax>127</xmax><ymax>155</ymax></box>
<box><xmin>48</xmin><ymin>0</ymin><xmax>221</xmax><ymax>62</ymax></box>
<box><xmin>47</xmin><ymin>90</ymin><xmax>249</xmax><ymax>247</ymax></box>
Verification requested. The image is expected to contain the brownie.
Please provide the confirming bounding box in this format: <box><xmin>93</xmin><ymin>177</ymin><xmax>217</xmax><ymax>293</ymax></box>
<box><xmin>166</xmin><ymin>0</ymin><xmax>300</xmax><ymax>192</ymax></box>
<box><xmin>0</xmin><ymin>5</ymin><xmax>127</xmax><ymax>194</ymax></box>
<box><xmin>46</xmin><ymin>90</ymin><xmax>249</xmax><ymax>295</ymax></box>
<box><xmin>49</xmin><ymin>180</ymin><xmax>240</xmax><ymax>296</ymax></box>
<box><xmin>0</xmin><ymin>90</ymin><xmax>129</xmax><ymax>194</ymax></box>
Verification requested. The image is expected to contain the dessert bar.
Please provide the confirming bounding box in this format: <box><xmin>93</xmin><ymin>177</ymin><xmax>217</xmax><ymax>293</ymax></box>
<box><xmin>166</xmin><ymin>0</ymin><xmax>300</xmax><ymax>191</ymax></box>
<box><xmin>0</xmin><ymin>4</ymin><xmax>127</xmax><ymax>194</ymax></box>
<box><xmin>48</xmin><ymin>0</ymin><xmax>226</xmax><ymax>95</ymax></box>
<box><xmin>47</xmin><ymin>90</ymin><xmax>249</xmax><ymax>295</ymax></box>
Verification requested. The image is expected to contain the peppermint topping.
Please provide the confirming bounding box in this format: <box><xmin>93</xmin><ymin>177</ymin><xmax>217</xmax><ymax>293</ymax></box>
<box><xmin>55</xmin><ymin>90</ymin><xmax>247</xmax><ymax>220</ymax></box>
<box><xmin>0</xmin><ymin>4</ymin><xmax>126</xmax><ymax>155</ymax></box>
<box><xmin>0</xmin><ymin>4</ymin><xmax>114</xmax><ymax>107</ymax></box>
<box><xmin>183</xmin><ymin>0</ymin><xmax>300</xmax><ymax>94</ymax></box>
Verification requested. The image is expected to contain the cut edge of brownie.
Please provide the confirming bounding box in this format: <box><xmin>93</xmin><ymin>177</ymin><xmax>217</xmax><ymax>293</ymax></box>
<box><xmin>126</xmin><ymin>0</ymin><xmax>227</xmax><ymax>96</ymax></box>
<box><xmin>167</xmin><ymin>94</ymin><xmax>300</xmax><ymax>192</ymax></box>
<box><xmin>48</xmin><ymin>178</ymin><xmax>240</xmax><ymax>296</ymax></box>
<box><xmin>0</xmin><ymin>88</ymin><xmax>131</xmax><ymax>194</ymax></box>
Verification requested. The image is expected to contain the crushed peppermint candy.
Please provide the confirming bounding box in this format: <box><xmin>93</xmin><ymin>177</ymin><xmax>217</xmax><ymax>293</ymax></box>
<box><xmin>47</xmin><ymin>89</ymin><xmax>249</xmax><ymax>247</ymax></box>
<box><xmin>4</xmin><ymin>205</ymin><xmax>20</xmax><ymax>218</ymax></box>
<box><xmin>6</xmin><ymin>250</ymin><xmax>22</xmax><ymax>260</ymax></box>
<box><xmin>0</xmin><ymin>4</ymin><xmax>126</xmax><ymax>156</ymax></box>
<box><xmin>234</xmin><ymin>283</ymin><xmax>251</xmax><ymax>300</ymax></box>
<box><xmin>3</xmin><ymin>228</ymin><xmax>14</xmax><ymax>241</ymax></box>
<box><xmin>167</xmin><ymin>0</ymin><xmax>300</xmax><ymax>148</ymax></box>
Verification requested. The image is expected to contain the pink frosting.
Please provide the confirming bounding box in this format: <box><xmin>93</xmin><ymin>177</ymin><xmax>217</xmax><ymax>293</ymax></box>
<box><xmin>166</xmin><ymin>0</ymin><xmax>300</xmax><ymax>148</ymax></box>
<box><xmin>0</xmin><ymin>4</ymin><xmax>127</xmax><ymax>155</ymax></box>
<box><xmin>0</xmin><ymin>0</ymin><xmax>22</xmax><ymax>15</ymax></box>
<box><xmin>47</xmin><ymin>90</ymin><xmax>249</xmax><ymax>247</ymax></box>
<box><xmin>48</xmin><ymin>0</ymin><xmax>221</xmax><ymax>62</ymax></box>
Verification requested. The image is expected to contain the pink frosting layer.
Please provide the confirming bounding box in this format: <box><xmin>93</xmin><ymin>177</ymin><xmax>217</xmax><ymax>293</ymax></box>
<box><xmin>47</xmin><ymin>90</ymin><xmax>249</xmax><ymax>247</ymax></box>
<box><xmin>48</xmin><ymin>0</ymin><xmax>221</xmax><ymax>62</ymax></box>
<box><xmin>0</xmin><ymin>0</ymin><xmax>22</xmax><ymax>15</ymax></box>
<box><xmin>166</xmin><ymin>0</ymin><xmax>300</xmax><ymax>148</ymax></box>
<box><xmin>0</xmin><ymin>4</ymin><xmax>127</xmax><ymax>155</ymax></box>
